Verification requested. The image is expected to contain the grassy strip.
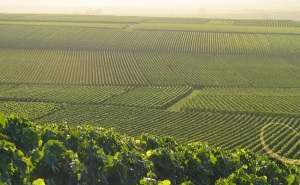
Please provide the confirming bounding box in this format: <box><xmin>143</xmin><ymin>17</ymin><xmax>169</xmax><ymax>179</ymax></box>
<box><xmin>167</xmin><ymin>90</ymin><xmax>201</xmax><ymax>112</ymax></box>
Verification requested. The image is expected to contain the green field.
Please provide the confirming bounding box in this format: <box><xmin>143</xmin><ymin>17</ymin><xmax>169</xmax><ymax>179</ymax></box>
<box><xmin>0</xmin><ymin>13</ymin><xmax>299</xmax><ymax>166</ymax></box>
<box><xmin>134</xmin><ymin>22</ymin><xmax>300</xmax><ymax>34</ymax></box>
<box><xmin>104</xmin><ymin>86</ymin><xmax>191</xmax><ymax>108</ymax></box>
<box><xmin>0</xmin><ymin>85</ymin><xmax>132</xmax><ymax>104</ymax></box>
<box><xmin>1</xmin><ymin>26</ymin><xmax>300</xmax><ymax>55</ymax></box>
<box><xmin>179</xmin><ymin>87</ymin><xmax>300</xmax><ymax>116</ymax></box>
<box><xmin>0</xmin><ymin>101</ymin><xmax>62</xmax><ymax>120</ymax></box>
<box><xmin>1</xmin><ymin>50</ymin><xmax>299</xmax><ymax>87</ymax></box>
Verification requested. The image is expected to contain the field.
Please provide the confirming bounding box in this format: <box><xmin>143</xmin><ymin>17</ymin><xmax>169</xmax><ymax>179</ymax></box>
<box><xmin>0</xmin><ymin>13</ymin><xmax>299</xmax><ymax>165</ymax></box>
<box><xmin>179</xmin><ymin>87</ymin><xmax>300</xmax><ymax>116</ymax></box>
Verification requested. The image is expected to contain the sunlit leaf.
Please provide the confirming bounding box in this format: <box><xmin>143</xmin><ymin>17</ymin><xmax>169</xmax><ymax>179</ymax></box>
<box><xmin>0</xmin><ymin>112</ymin><xmax>6</xmax><ymax>129</ymax></box>
<box><xmin>32</xmin><ymin>178</ymin><xmax>46</xmax><ymax>185</ymax></box>
<box><xmin>285</xmin><ymin>175</ymin><xmax>295</xmax><ymax>185</ymax></box>
<box><xmin>139</xmin><ymin>178</ymin><xmax>147</xmax><ymax>184</ymax></box>
<box><xmin>210</xmin><ymin>154</ymin><xmax>217</xmax><ymax>165</ymax></box>
<box><xmin>146</xmin><ymin>150</ymin><xmax>153</xmax><ymax>157</ymax></box>
<box><xmin>159</xmin><ymin>180</ymin><xmax>171</xmax><ymax>185</ymax></box>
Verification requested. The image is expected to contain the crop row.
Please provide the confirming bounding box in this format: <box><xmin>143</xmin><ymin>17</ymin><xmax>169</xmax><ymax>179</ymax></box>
<box><xmin>0</xmin><ymin>21</ymin><xmax>127</xmax><ymax>29</ymax></box>
<box><xmin>0</xmin><ymin>25</ymin><xmax>300</xmax><ymax>55</ymax></box>
<box><xmin>34</xmin><ymin>104</ymin><xmax>300</xmax><ymax>159</ymax></box>
<box><xmin>216</xmin><ymin>55</ymin><xmax>300</xmax><ymax>87</ymax></box>
<box><xmin>0</xmin><ymin>101</ymin><xmax>62</xmax><ymax>120</ymax></box>
<box><xmin>262</xmin><ymin>120</ymin><xmax>300</xmax><ymax>159</ymax></box>
<box><xmin>0</xmin><ymin>84</ymin><xmax>132</xmax><ymax>104</ymax></box>
<box><xmin>190</xmin><ymin>86</ymin><xmax>300</xmax><ymax>95</ymax></box>
<box><xmin>233</xmin><ymin>19</ymin><xmax>300</xmax><ymax>27</ymax></box>
<box><xmin>0</xmin><ymin>14</ymin><xmax>145</xmax><ymax>23</ymax></box>
<box><xmin>1</xmin><ymin>49</ymin><xmax>299</xmax><ymax>87</ymax></box>
<box><xmin>147</xmin><ymin>17</ymin><xmax>300</xmax><ymax>27</ymax></box>
<box><xmin>136</xmin><ymin>53</ymin><xmax>300</xmax><ymax>87</ymax></box>
<box><xmin>134</xmin><ymin>22</ymin><xmax>300</xmax><ymax>34</ymax></box>
<box><xmin>180</xmin><ymin>87</ymin><xmax>300</xmax><ymax>116</ymax></box>
<box><xmin>0</xmin><ymin>84</ymin><xmax>192</xmax><ymax>109</ymax></box>
<box><xmin>104</xmin><ymin>86</ymin><xmax>192</xmax><ymax>108</ymax></box>
<box><xmin>0</xmin><ymin>49</ymin><xmax>148</xmax><ymax>85</ymax></box>
<box><xmin>205</xmin><ymin>19</ymin><xmax>300</xmax><ymax>27</ymax></box>
<box><xmin>1</xmin><ymin>99</ymin><xmax>298</xmax><ymax>159</ymax></box>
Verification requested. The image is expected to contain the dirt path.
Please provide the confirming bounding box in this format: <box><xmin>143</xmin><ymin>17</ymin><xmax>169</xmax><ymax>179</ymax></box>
<box><xmin>260</xmin><ymin>122</ymin><xmax>300</xmax><ymax>165</ymax></box>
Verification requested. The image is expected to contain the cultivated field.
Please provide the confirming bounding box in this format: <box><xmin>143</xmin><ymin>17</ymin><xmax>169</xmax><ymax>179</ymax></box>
<box><xmin>0</xmin><ymin>14</ymin><xmax>299</xmax><ymax>163</ymax></box>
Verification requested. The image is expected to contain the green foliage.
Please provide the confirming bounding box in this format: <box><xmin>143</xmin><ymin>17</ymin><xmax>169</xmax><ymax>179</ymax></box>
<box><xmin>32</xmin><ymin>178</ymin><xmax>46</xmax><ymax>185</ymax></box>
<box><xmin>0</xmin><ymin>114</ymin><xmax>299</xmax><ymax>185</ymax></box>
<box><xmin>38</xmin><ymin>104</ymin><xmax>300</xmax><ymax>160</ymax></box>
<box><xmin>0</xmin><ymin>14</ymin><xmax>300</xmax><ymax>185</ymax></box>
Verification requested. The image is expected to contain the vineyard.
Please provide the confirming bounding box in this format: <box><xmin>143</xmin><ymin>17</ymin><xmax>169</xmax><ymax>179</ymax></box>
<box><xmin>0</xmin><ymin>14</ymin><xmax>146</xmax><ymax>23</ymax></box>
<box><xmin>134</xmin><ymin>22</ymin><xmax>300</xmax><ymax>34</ymax></box>
<box><xmin>1</xmin><ymin>114</ymin><xmax>299</xmax><ymax>184</ymax></box>
<box><xmin>104</xmin><ymin>86</ymin><xmax>192</xmax><ymax>108</ymax></box>
<box><xmin>0</xmin><ymin>20</ymin><xmax>128</xmax><ymax>29</ymax></box>
<box><xmin>0</xmin><ymin>50</ymin><xmax>299</xmax><ymax>87</ymax></box>
<box><xmin>0</xmin><ymin>85</ymin><xmax>132</xmax><ymax>104</ymax></box>
<box><xmin>31</xmin><ymin>105</ymin><xmax>299</xmax><ymax>160</ymax></box>
<box><xmin>0</xmin><ymin>101</ymin><xmax>62</xmax><ymax>120</ymax></box>
<box><xmin>0</xmin><ymin>13</ymin><xmax>300</xmax><ymax>182</ymax></box>
<box><xmin>2</xmin><ymin>14</ymin><xmax>299</xmax><ymax>26</ymax></box>
<box><xmin>180</xmin><ymin>87</ymin><xmax>300</xmax><ymax>116</ymax></box>
<box><xmin>0</xmin><ymin>25</ymin><xmax>300</xmax><ymax>55</ymax></box>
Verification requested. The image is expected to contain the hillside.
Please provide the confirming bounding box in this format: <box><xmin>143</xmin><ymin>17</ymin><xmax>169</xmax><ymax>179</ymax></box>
<box><xmin>0</xmin><ymin>14</ymin><xmax>299</xmax><ymax>182</ymax></box>
<box><xmin>0</xmin><ymin>113</ymin><xmax>299</xmax><ymax>185</ymax></box>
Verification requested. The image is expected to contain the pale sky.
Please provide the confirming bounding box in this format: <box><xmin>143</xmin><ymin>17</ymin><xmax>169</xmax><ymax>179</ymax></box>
<box><xmin>0</xmin><ymin>0</ymin><xmax>299</xmax><ymax>15</ymax></box>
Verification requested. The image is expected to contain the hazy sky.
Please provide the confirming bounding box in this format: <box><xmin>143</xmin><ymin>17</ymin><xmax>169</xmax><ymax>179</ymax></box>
<box><xmin>0</xmin><ymin>0</ymin><xmax>299</xmax><ymax>14</ymax></box>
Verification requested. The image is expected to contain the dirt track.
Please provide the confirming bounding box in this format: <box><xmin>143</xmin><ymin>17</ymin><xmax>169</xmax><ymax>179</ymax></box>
<box><xmin>260</xmin><ymin>122</ymin><xmax>300</xmax><ymax>165</ymax></box>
